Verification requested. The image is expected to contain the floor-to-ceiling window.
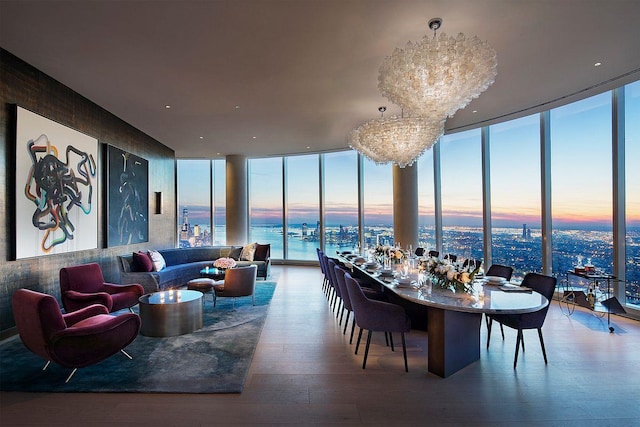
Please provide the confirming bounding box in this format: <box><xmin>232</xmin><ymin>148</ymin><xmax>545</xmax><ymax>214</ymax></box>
<box><xmin>625</xmin><ymin>81</ymin><xmax>640</xmax><ymax>306</ymax></box>
<box><xmin>551</xmin><ymin>92</ymin><xmax>613</xmax><ymax>279</ymax></box>
<box><xmin>324</xmin><ymin>150</ymin><xmax>359</xmax><ymax>254</ymax></box>
<box><xmin>489</xmin><ymin>114</ymin><xmax>542</xmax><ymax>279</ymax></box>
<box><xmin>249</xmin><ymin>157</ymin><xmax>283</xmax><ymax>259</ymax></box>
<box><xmin>417</xmin><ymin>148</ymin><xmax>436</xmax><ymax>251</ymax></box>
<box><xmin>286</xmin><ymin>154</ymin><xmax>320</xmax><ymax>261</ymax></box>
<box><xmin>362</xmin><ymin>158</ymin><xmax>393</xmax><ymax>249</ymax></box>
<box><xmin>440</xmin><ymin>129</ymin><xmax>484</xmax><ymax>261</ymax></box>
<box><xmin>177</xmin><ymin>159</ymin><xmax>212</xmax><ymax>247</ymax></box>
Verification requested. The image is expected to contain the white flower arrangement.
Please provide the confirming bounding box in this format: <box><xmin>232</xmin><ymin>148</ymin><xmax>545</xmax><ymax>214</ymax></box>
<box><xmin>419</xmin><ymin>256</ymin><xmax>481</xmax><ymax>293</ymax></box>
<box><xmin>213</xmin><ymin>257</ymin><xmax>237</xmax><ymax>269</ymax></box>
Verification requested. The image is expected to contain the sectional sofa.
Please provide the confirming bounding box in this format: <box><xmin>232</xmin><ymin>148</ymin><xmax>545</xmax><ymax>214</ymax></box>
<box><xmin>117</xmin><ymin>244</ymin><xmax>270</xmax><ymax>293</ymax></box>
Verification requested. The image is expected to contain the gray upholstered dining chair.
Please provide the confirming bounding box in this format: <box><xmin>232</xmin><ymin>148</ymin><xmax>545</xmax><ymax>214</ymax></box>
<box><xmin>485</xmin><ymin>264</ymin><xmax>514</xmax><ymax>281</ymax></box>
<box><xmin>213</xmin><ymin>265</ymin><xmax>257</xmax><ymax>308</ymax></box>
<box><xmin>486</xmin><ymin>272</ymin><xmax>557</xmax><ymax>368</ymax></box>
<box><xmin>344</xmin><ymin>273</ymin><xmax>411</xmax><ymax>372</ymax></box>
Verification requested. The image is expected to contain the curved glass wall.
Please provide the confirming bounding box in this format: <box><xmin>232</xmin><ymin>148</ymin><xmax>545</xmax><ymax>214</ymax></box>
<box><xmin>177</xmin><ymin>80</ymin><xmax>639</xmax><ymax>311</ymax></box>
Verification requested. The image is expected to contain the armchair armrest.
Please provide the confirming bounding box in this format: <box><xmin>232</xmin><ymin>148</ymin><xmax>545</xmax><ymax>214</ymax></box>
<box><xmin>102</xmin><ymin>282</ymin><xmax>145</xmax><ymax>297</ymax></box>
<box><xmin>63</xmin><ymin>290</ymin><xmax>113</xmax><ymax>312</ymax></box>
<box><xmin>62</xmin><ymin>303</ymin><xmax>109</xmax><ymax>327</ymax></box>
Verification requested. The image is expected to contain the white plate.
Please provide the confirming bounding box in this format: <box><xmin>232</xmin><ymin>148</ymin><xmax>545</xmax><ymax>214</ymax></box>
<box><xmin>484</xmin><ymin>276</ymin><xmax>506</xmax><ymax>284</ymax></box>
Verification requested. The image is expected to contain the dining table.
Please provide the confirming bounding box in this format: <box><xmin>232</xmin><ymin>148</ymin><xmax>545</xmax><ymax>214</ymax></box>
<box><xmin>340</xmin><ymin>255</ymin><xmax>549</xmax><ymax>378</ymax></box>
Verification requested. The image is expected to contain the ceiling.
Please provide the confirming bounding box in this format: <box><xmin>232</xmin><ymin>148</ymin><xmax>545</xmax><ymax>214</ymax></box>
<box><xmin>1</xmin><ymin>1</ymin><xmax>639</xmax><ymax>159</ymax></box>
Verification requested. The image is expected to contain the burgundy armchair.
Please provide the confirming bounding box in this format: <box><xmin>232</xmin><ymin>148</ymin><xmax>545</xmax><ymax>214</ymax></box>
<box><xmin>60</xmin><ymin>263</ymin><xmax>144</xmax><ymax>313</ymax></box>
<box><xmin>12</xmin><ymin>289</ymin><xmax>140</xmax><ymax>383</ymax></box>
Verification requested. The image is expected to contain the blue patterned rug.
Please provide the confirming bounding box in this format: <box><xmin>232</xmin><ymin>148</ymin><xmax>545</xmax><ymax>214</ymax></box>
<box><xmin>0</xmin><ymin>281</ymin><xmax>276</xmax><ymax>393</ymax></box>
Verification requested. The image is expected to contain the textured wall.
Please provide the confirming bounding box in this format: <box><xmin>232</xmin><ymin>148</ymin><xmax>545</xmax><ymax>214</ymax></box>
<box><xmin>0</xmin><ymin>49</ymin><xmax>177</xmax><ymax>338</ymax></box>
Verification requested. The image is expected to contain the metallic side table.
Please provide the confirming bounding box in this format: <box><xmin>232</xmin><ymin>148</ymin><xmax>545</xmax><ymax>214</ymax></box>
<box><xmin>138</xmin><ymin>289</ymin><xmax>203</xmax><ymax>337</ymax></box>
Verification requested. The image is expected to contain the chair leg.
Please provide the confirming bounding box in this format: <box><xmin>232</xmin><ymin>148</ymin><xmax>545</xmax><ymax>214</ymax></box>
<box><xmin>362</xmin><ymin>330</ymin><xmax>373</xmax><ymax>369</ymax></box>
<box><xmin>343</xmin><ymin>312</ymin><xmax>350</xmax><ymax>334</ymax></box>
<box><xmin>389</xmin><ymin>332</ymin><xmax>395</xmax><ymax>352</ymax></box>
<box><xmin>355</xmin><ymin>327</ymin><xmax>364</xmax><ymax>354</ymax></box>
<box><xmin>129</xmin><ymin>307</ymin><xmax>135</xmax><ymax>314</ymax></box>
<box><xmin>486</xmin><ymin>318</ymin><xmax>493</xmax><ymax>349</ymax></box>
<box><xmin>514</xmin><ymin>329</ymin><xmax>523</xmax><ymax>369</ymax></box>
<box><xmin>65</xmin><ymin>368</ymin><xmax>78</xmax><ymax>384</ymax></box>
<box><xmin>538</xmin><ymin>328</ymin><xmax>548</xmax><ymax>364</ymax></box>
<box><xmin>350</xmin><ymin>320</ymin><xmax>356</xmax><ymax>344</ymax></box>
<box><xmin>384</xmin><ymin>332</ymin><xmax>389</xmax><ymax>347</ymax></box>
<box><xmin>401</xmin><ymin>332</ymin><xmax>408</xmax><ymax>373</ymax></box>
<box><xmin>213</xmin><ymin>294</ymin><xmax>217</xmax><ymax>307</ymax></box>
<box><xmin>252</xmin><ymin>294</ymin><xmax>255</xmax><ymax>306</ymax></box>
<box><xmin>120</xmin><ymin>349</ymin><xmax>133</xmax><ymax>360</ymax></box>
<box><xmin>500</xmin><ymin>324</ymin><xmax>505</xmax><ymax>340</ymax></box>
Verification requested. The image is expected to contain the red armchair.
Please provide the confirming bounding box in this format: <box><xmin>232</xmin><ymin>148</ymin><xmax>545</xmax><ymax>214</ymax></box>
<box><xmin>60</xmin><ymin>263</ymin><xmax>144</xmax><ymax>313</ymax></box>
<box><xmin>12</xmin><ymin>289</ymin><xmax>141</xmax><ymax>383</ymax></box>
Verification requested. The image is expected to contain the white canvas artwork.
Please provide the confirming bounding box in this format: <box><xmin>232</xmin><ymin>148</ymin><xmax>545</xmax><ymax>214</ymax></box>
<box><xmin>15</xmin><ymin>106</ymin><xmax>98</xmax><ymax>259</ymax></box>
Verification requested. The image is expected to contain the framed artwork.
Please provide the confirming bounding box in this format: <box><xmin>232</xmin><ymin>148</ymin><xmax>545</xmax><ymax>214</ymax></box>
<box><xmin>107</xmin><ymin>145</ymin><xmax>149</xmax><ymax>246</ymax></box>
<box><xmin>15</xmin><ymin>106</ymin><xmax>98</xmax><ymax>259</ymax></box>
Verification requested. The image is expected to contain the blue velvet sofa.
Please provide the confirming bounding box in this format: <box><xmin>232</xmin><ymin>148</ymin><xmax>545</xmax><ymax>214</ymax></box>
<box><xmin>117</xmin><ymin>245</ymin><xmax>270</xmax><ymax>294</ymax></box>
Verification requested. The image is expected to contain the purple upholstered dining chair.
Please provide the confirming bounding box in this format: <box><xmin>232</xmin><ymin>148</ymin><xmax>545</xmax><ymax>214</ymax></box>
<box><xmin>12</xmin><ymin>288</ymin><xmax>140</xmax><ymax>383</ymax></box>
<box><xmin>344</xmin><ymin>273</ymin><xmax>411</xmax><ymax>372</ymax></box>
<box><xmin>60</xmin><ymin>263</ymin><xmax>144</xmax><ymax>313</ymax></box>
<box><xmin>486</xmin><ymin>272</ymin><xmax>557</xmax><ymax>368</ymax></box>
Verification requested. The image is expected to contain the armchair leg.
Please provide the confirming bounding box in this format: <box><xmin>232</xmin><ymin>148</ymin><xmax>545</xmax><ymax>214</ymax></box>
<box><xmin>500</xmin><ymin>324</ymin><xmax>505</xmax><ymax>340</ymax></box>
<box><xmin>389</xmin><ymin>332</ymin><xmax>395</xmax><ymax>352</ymax></box>
<box><xmin>121</xmin><ymin>349</ymin><xmax>133</xmax><ymax>360</ymax></box>
<box><xmin>538</xmin><ymin>328</ymin><xmax>548</xmax><ymax>364</ymax></box>
<box><xmin>42</xmin><ymin>360</ymin><xmax>51</xmax><ymax>371</ymax></box>
<box><xmin>362</xmin><ymin>330</ymin><xmax>373</xmax><ymax>369</ymax></box>
<box><xmin>65</xmin><ymin>368</ymin><xmax>78</xmax><ymax>384</ymax></box>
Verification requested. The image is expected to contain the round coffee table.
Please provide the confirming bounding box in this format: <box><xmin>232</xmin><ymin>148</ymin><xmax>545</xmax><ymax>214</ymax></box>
<box><xmin>138</xmin><ymin>289</ymin><xmax>203</xmax><ymax>337</ymax></box>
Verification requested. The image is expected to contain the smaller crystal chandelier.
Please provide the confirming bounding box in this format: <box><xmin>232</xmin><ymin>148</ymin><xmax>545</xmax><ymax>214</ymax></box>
<box><xmin>348</xmin><ymin>107</ymin><xmax>445</xmax><ymax>168</ymax></box>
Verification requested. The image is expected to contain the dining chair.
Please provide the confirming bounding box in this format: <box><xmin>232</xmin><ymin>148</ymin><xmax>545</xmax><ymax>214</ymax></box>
<box><xmin>486</xmin><ymin>272</ymin><xmax>557</xmax><ymax>368</ymax></box>
<box><xmin>463</xmin><ymin>259</ymin><xmax>483</xmax><ymax>270</ymax></box>
<box><xmin>444</xmin><ymin>254</ymin><xmax>457</xmax><ymax>262</ymax></box>
<box><xmin>326</xmin><ymin>258</ymin><xmax>344</xmax><ymax>318</ymax></box>
<box><xmin>485</xmin><ymin>264</ymin><xmax>514</xmax><ymax>281</ymax></box>
<box><xmin>345</xmin><ymin>274</ymin><xmax>411</xmax><ymax>372</ymax></box>
<box><xmin>428</xmin><ymin>250</ymin><xmax>440</xmax><ymax>258</ymax></box>
<box><xmin>414</xmin><ymin>247</ymin><xmax>425</xmax><ymax>256</ymax></box>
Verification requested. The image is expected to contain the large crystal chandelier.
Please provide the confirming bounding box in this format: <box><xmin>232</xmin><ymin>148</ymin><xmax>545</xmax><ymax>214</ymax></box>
<box><xmin>348</xmin><ymin>107</ymin><xmax>445</xmax><ymax>168</ymax></box>
<box><xmin>349</xmin><ymin>18</ymin><xmax>497</xmax><ymax>168</ymax></box>
<box><xmin>378</xmin><ymin>18</ymin><xmax>497</xmax><ymax>119</ymax></box>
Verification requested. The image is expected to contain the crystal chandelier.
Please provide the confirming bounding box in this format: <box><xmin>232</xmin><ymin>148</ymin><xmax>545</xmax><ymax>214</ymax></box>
<box><xmin>378</xmin><ymin>18</ymin><xmax>497</xmax><ymax>119</ymax></box>
<box><xmin>349</xmin><ymin>18</ymin><xmax>497</xmax><ymax>168</ymax></box>
<box><xmin>348</xmin><ymin>107</ymin><xmax>445</xmax><ymax>168</ymax></box>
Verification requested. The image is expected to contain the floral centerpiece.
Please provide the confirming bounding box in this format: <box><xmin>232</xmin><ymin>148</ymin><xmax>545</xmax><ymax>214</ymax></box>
<box><xmin>213</xmin><ymin>257</ymin><xmax>236</xmax><ymax>270</ymax></box>
<box><xmin>419</xmin><ymin>257</ymin><xmax>481</xmax><ymax>293</ymax></box>
<box><xmin>374</xmin><ymin>245</ymin><xmax>405</xmax><ymax>263</ymax></box>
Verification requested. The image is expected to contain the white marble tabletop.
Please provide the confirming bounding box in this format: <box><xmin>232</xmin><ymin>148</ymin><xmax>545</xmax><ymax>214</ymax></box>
<box><xmin>344</xmin><ymin>258</ymin><xmax>548</xmax><ymax>315</ymax></box>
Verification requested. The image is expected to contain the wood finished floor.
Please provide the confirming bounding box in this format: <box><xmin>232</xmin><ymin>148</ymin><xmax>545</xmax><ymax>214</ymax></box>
<box><xmin>1</xmin><ymin>265</ymin><xmax>640</xmax><ymax>426</ymax></box>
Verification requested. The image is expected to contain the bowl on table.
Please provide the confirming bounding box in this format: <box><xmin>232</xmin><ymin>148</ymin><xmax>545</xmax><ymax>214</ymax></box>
<box><xmin>484</xmin><ymin>275</ymin><xmax>507</xmax><ymax>285</ymax></box>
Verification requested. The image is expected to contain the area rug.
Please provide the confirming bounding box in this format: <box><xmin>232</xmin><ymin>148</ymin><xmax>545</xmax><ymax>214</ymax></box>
<box><xmin>0</xmin><ymin>280</ymin><xmax>277</xmax><ymax>393</ymax></box>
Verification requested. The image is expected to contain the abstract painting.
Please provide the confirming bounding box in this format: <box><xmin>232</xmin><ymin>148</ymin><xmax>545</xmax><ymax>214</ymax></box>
<box><xmin>15</xmin><ymin>106</ymin><xmax>98</xmax><ymax>259</ymax></box>
<box><xmin>107</xmin><ymin>145</ymin><xmax>148</xmax><ymax>246</ymax></box>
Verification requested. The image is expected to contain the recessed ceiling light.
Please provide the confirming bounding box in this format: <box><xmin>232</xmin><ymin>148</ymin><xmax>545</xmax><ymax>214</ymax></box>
<box><xmin>252</xmin><ymin>136</ymin><xmax>257</xmax><ymax>139</ymax></box>
<box><xmin>472</xmin><ymin>110</ymin><xmax>478</xmax><ymax>113</ymax></box>
<box><xmin>594</xmin><ymin>62</ymin><xmax>602</xmax><ymax>67</ymax></box>
<box><xmin>235</xmin><ymin>105</ymin><xmax>241</xmax><ymax>109</ymax></box>
<box><xmin>165</xmin><ymin>105</ymin><xmax>171</xmax><ymax>109</ymax></box>
<box><xmin>216</xmin><ymin>152</ymin><xmax>221</xmax><ymax>156</ymax></box>
<box><xmin>306</xmin><ymin>146</ymin><xmax>311</xmax><ymax>149</ymax></box>
<box><xmin>199</xmin><ymin>136</ymin><xmax>204</xmax><ymax>139</ymax></box>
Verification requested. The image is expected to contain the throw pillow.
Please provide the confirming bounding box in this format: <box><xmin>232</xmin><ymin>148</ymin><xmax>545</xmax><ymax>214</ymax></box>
<box><xmin>239</xmin><ymin>242</ymin><xmax>257</xmax><ymax>261</ymax></box>
<box><xmin>229</xmin><ymin>246</ymin><xmax>243</xmax><ymax>261</ymax></box>
<box><xmin>254</xmin><ymin>243</ymin><xmax>270</xmax><ymax>261</ymax></box>
<box><xmin>132</xmin><ymin>251</ymin><xmax>153</xmax><ymax>272</ymax></box>
<box><xmin>147</xmin><ymin>250</ymin><xmax>166</xmax><ymax>271</ymax></box>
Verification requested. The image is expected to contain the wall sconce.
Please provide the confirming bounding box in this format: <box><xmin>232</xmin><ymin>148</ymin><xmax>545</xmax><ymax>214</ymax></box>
<box><xmin>154</xmin><ymin>191</ymin><xmax>162</xmax><ymax>214</ymax></box>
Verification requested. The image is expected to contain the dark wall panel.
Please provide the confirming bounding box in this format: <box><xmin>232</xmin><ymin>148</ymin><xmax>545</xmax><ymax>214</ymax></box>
<box><xmin>0</xmin><ymin>49</ymin><xmax>177</xmax><ymax>338</ymax></box>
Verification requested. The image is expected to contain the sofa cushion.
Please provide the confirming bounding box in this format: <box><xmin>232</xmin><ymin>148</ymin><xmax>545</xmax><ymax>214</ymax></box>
<box><xmin>148</xmin><ymin>250</ymin><xmax>166</xmax><ymax>271</ymax></box>
<box><xmin>240</xmin><ymin>243</ymin><xmax>257</xmax><ymax>261</ymax></box>
<box><xmin>132</xmin><ymin>251</ymin><xmax>153</xmax><ymax>272</ymax></box>
<box><xmin>254</xmin><ymin>243</ymin><xmax>270</xmax><ymax>261</ymax></box>
<box><xmin>229</xmin><ymin>246</ymin><xmax>242</xmax><ymax>260</ymax></box>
